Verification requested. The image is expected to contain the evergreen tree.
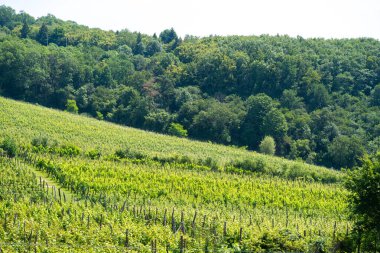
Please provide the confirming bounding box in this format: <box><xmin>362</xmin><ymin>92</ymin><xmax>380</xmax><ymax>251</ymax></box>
<box><xmin>36</xmin><ymin>23</ymin><xmax>49</xmax><ymax>45</ymax></box>
<box><xmin>20</xmin><ymin>20</ymin><xmax>29</xmax><ymax>38</ymax></box>
<box><xmin>133</xmin><ymin>33</ymin><xmax>144</xmax><ymax>55</ymax></box>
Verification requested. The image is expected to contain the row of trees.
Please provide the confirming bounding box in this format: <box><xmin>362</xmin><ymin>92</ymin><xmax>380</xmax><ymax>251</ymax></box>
<box><xmin>0</xmin><ymin>5</ymin><xmax>380</xmax><ymax>169</ymax></box>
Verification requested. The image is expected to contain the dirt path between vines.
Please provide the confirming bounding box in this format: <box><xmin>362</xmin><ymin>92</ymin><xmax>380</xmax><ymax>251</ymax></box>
<box><xmin>31</xmin><ymin>167</ymin><xmax>77</xmax><ymax>203</ymax></box>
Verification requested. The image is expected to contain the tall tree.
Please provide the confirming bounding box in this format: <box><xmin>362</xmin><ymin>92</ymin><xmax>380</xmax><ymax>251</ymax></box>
<box><xmin>20</xmin><ymin>20</ymin><xmax>29</xmax><ymax>38</ymax></box>
<box><xmin>241</xmin><ymin>93</ymin><xmax>275</xmax><ymax>149</ymax></box>
<box><xmin>159</xmin><ymin>28</ymin><xmax>178</xmax><ymax>44</ymax></box>
<box><xmin>36</xmin><ymin>23</ymin><xmax>49</xmax><ymax>45</ymax></box>
<box><xmin>133</xmin><ymin>32</ymin><xmax>144</xmax><ymax>55</ymax></box>
<box><xmin>345</xmin><ymin>152</ymin><xmax>380</xmax><ymax>250</ymax></box>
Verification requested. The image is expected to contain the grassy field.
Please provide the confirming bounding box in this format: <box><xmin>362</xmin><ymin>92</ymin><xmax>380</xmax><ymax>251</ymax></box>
<box><xmin>0</xmin><ymin>96</ymin><xmax>350</xmax><ymax>252</ymax></box>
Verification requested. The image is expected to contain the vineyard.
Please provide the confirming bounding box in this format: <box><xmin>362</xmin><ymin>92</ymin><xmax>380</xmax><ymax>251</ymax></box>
<box><xmin>0</xmin><ymin>97</ymin><xmax>350</xmax><ymax>252</ymax></box>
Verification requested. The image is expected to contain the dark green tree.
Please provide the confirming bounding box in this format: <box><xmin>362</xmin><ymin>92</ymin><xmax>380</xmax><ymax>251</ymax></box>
<box><xmin>145</xmin><ymin>39</ymin><xmax>162</xmax><ymax>57</ymax></box>
<box><xmin>345</xmin><ymin>152</ymin><xmax>380</xmax><ymax>251</ymax></box>
<box><xmin>371</xmin><ymin>84</ymin><xmax>380</xmax><ymax>106</ymax></box>
<box><xmin>262</xmin><ymin>108</ymin><xmax>288</xmax><ymax>142</ymax></box>
<box><xmin>0</xmin><ymin>5</ymin><xmax>16</xmax><ymax>29</ymax></box>
<box><xmin>50</xmin><ymin>27</ymin><xmax>66</xmax><ymax>46</ymax></box>
<box><xmin>241</xmin><ymin>93</ymin><xmax>275</xmax><ymax>149</ymax></box>
<box><xmin>36</xmin><ymin>23</ymin><xmax>49</xmax><ymax>45</ymax></box>
<box><xmin>328</xmin><ymin>135</ymin><xmax>364</xmax><ymax>169</ymax></box>
<box><xmin>133</xmin><ymin>32</ymin><xmax>144</xmax><ymax>55</ymax></box>
<box><xmin>143</xmin><ymin>109</ymin><xmax>175</xmax><ymax>132</ymax></box>
<box><xmin>159</xmin><ymin>28</ymin><xmax>178</xmax><ymax>44</ymax></box>
<box><xmin>20</xmin><ymin>20</ymin><xmax>29</xmax><ymax>38</ymax></box>
<box><xmin>190</xmin><ymin>100</ymin><xmax>242</xmax><ymax>144</ymax></box>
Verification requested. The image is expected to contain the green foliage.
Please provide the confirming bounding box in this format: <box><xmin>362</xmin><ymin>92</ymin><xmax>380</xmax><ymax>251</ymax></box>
<box><xmin>328</xmin><ymin>136</ymin><xmax>365</xmax><ymax>169</ymax></box>
<box><xmin>231</xmin><ymin>158</ymin><xmax>266</xmax><ymax>173</ymax></box>
<box><xmin>189</xmin><ymin>99</ymin><xmax>243</xmax><ymax>144</ymax></box>
<box><xmin>1</xmin><ymin>6</ymin><xmax>380</xmax><ymax>170</ymax></box>
<box><xmin>0</xmin><ymin>96</ymin><xmax>343</xmax><ymax>183</ymax></box>
<box><xmin>0</xmin><ymin>136</ymin><xmax>17</xmax><ymax>157</ymax></box>
<box><xmin>50</xmin><ymin>27</ymin><xmax>66</xmax><ymax>46</ymax></box>
<box><xmin>159</xmin><ymin>28</ymin><xmax>178</xmax><ymax>44</ymax></box>
<box><xmin>259</xmin><ymin>136</ymin><xmax>276</xmax><ymax>155</ymax></box>
<box><xmin>241</xmin><ymin>93</ymin><xmax>276</xmax><ymax>148</ymax></box>
<box><xmin>57</xmin><ymin>144</ymin><xmax>81</xmax><ymax>157</ymax></box>
<box><xmin>143</xmin><ymin>109</ymin><xmax>175</xmax><ymax>132</ymax></box>
<box><xmin>115</xmin><ymin>147</ymin><xmax>146</xmax><ymax>160</ymax></box>
<box><xmin>31</xmin><ymin>135</ymin><xmax>49</xmax><ymax>147</ymax></box>
<box><xmin>20</xmin><ymin>20</ymin><xmax>29</xmax><ymax>38</ymax></box>
<box><xmin>86</xmin><ymin>149</ymin><xmax>101</xmax><ymax>159</ymax></box>
<box><xmin>133</xmin><ymin>32</ymin><xmax>144</xmax><ymax>55</ymax></box>
<box><xmin>262</xmin><ymin>109</ymin><xmax>288</xmax><ymax>141</ymax></box>
<box><xmin>345</xmin><ymin>152</ymin><xmax>380</xmax><ymax>250</ymax></box>
<box><xmin>95</xmin><ymin>111</ymin><xmax>104</xmax><ymax>120</ymax></box>
<box><xmin>145</xmin><ymin>39</ymin><xmax>162</xmax><ymax>56</ymax></box>
<box><xmin>0</xmin><ymin>96</ymin><xmax>350</xmax><ymax>251</ymax></box>
<box><xmin>168</xmin><ymin>122</ymin><xmax>188</xmax><ymax>137</ymax></box>
<box><xmin>65</xmin><ymin>99</ymin><xmax>79</xmax><ymax>114</ymax></box>
<box><xmin>371</xmin><ymin>84</ymin><xmax>380</xmax><ymax>106</ymax></box>
<box><xmin>36</xmin><ymin>23</ymin><xmax>48</xmax><ymax>45</ymax></box>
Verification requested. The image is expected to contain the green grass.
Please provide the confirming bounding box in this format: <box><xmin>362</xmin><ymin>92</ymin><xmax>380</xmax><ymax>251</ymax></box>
<box><xmin>0</xmin><ymin>96</ymin><xmax>350</xmax><ymax>252</ymax></box>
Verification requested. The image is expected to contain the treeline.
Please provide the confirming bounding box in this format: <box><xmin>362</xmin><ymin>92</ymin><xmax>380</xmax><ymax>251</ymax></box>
<box><xmin>1</xmin><ymin>5</ymin><xmax>380</xmax><ymax>169</ymax></box>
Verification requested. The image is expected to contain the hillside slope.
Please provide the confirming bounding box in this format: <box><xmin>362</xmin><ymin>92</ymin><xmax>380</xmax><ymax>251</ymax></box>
<box><xmin>0</xmin><ymin>96</ymin><xmax>341</xmax><ymax>182</ymax></box>
<box><xmin>0</xmin><ymin>97</ymin><xmax>349</xmax><ymax>252</ymax></box>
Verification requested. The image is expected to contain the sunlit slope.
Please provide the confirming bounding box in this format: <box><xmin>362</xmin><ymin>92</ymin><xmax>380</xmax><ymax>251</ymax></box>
<box><xmin>0</xmin><ymin>96</ymin><xmax>340</xmax><ymax>180</ymax></box>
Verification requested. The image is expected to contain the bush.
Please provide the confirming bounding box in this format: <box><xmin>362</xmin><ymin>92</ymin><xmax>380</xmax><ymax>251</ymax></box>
<box><xmin>115</xmin><ymin>147</ymin><xmax>146</xmax><ymax>160</ymax></box>
<box><xmin>167</xmin><ymin>123</ymin><xmax>188</xmax><ymax>137</ymax></box>
<box><xmin>31</xmin><ymin>135</ymin><xmax>49</xmax><ymax>147</ymax></box>
<box><xmin>96</xmin><ymin>111</ymin><xmax>104</xmax><ymax>120</ymax></box>
<box><xmin>232</xmin><ymin>158</ymin><xmax>266</xmax><ymax>173</ymax></box>
<box><xmin>201</xmin><ymin>157</ymin><xmax>219</xmax><ymax>171</ymax></box>
<box><xmin>86</xmin><ymin>149</ymin><xmax>101</xmax><ymax>159</ymax></box>
<box><xmin>57</xmin><ymin>144</ymin><xmax>81</xmax><ymax>157</ymax></box>
<box><xmin>65</xmin><ymin>99</ymin><xmax>79</xmax><ymax>114</ymax></box>
<box><xmin>0</xmin><ymin>137</ymin><xmax>17</xmax><ymax>157</ymax></box>
<box><xmin>259</xmin><ymin>136</ymin><xmax>276</xmax><ymax>155</ymax></box>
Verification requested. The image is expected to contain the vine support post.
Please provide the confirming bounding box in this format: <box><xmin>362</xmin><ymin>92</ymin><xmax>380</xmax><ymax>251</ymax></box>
<box><xmin>180</xmin><ymin>235</ymin><xmax>185</xmax><ymax>253</ymax></box>
<box><xmin>125</xmin><ymin>229</ymin><xmax>129</xmax><ymax>247</ymax></box>
<box><xmin>171</xmin><ymin>208</ymin><xmax>176</xmax><ymax>233</ymax></box>
<box><xmin>163</xmin><ymin>208</ymin><xmax>167</xmax><ymax>226</ymax></box>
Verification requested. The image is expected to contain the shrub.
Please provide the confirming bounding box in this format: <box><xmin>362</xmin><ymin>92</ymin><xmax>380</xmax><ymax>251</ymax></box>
<box><xmin>96</xmin><ymin>111</ymin><xmax>104</xmax><ymax>120</ymax></box>
<box><xmin>57</xmin><ymin>144</ymin><xmax>81</xmax><ymax>157</ymax></box>
<box><xmin>259</xmin><ymin>136</ymin><xmax>276</xmax><ymax>155</ymax></box>
<box><xmin>232</xmin><ymin>158</ymin><xmax>267</xmax><ymax>174</ymax></box>
<box><xmin>202</xmin><ymin>157</ymin><xmax>219</xmax><ymax>171</ymax></box>
<box><xmin>167</xmin><ymin>123</ymin><xmax>188</xmax><ymax>138</ymax></box>
<box><xmin>87</xmin><ymin>149</ymin><xmax>101</xmax><ymax>159</ymax></box>
<box><xmin>65</xmin><ymin>99</ymin><xmax>79</xmax><ymax>114</ymax></box>
<box><xmin>31</xmin><ymin>135</ymin><xmax>49</xmax><ymax>147</ymax></box>
<box><xmin>0</xmin><ymin>137</ymin><xmax>17</xmax><ymax>157</ymax></box>
<box><xmin>115</xmin><ymin>147</ymin><xmax>146</xmax><ymax>160</ymax></box>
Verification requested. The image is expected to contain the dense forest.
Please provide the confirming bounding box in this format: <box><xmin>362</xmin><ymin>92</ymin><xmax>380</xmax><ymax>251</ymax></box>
<box><xmin>1</xmin><ymin>5</ymin><xmax>380</xmax><ymax>169</ymax></box>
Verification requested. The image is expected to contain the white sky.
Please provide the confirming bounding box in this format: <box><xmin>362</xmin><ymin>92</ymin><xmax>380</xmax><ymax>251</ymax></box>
<box><xmin>2</xmin><ymin>0</ymin><xmax>380</xmax><ymax>39</ymax></box>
